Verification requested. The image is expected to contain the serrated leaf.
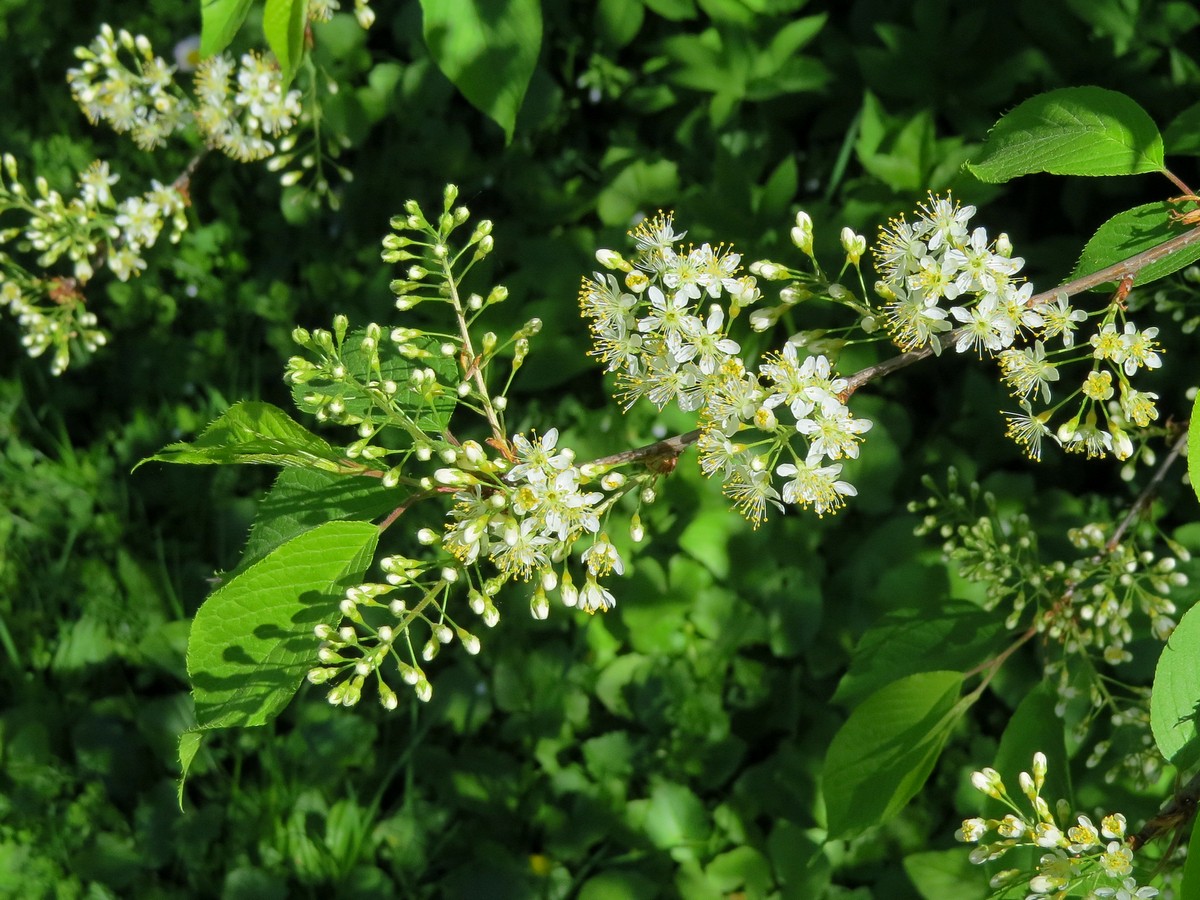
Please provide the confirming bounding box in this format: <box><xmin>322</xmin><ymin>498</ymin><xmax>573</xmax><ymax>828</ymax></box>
<box><xmin>263</xmin><ymin>0</ymin><xmax>308</xmax><ymax>85</ymax></box>
<box><xmin>1189</xmin><ymin>392</ymin><xmax>1200</xmax><ymax>506</ymax></box>
<box><xmin>236</xmin><ymin>468</ymin><xmax>407</xmax><ymax>575</ymax></box>
<box><xmin>822</xmin><ymin>671</ymin><xmax>966</xmax><ymax>840</ymax></box>
<box><xmin>188</xmin><ymin>521</ymin><xmax>379</xmax><ymax>730</ymax></box>
<box><xmin>834</xmin><ymin>602</ymin><xmax>1007</xmax><ymax>707</ymax></box>
<box><xmin>200</xmin><ymin>0</ymin><xmax>255</xmax><ymax>57</ymax></box>
<box><xmin>291</xmin><ymin>330</ymin><xmax>458</xmax><ymax>434</ymax></box>
<box><xmin>968</xmin><ymin>87</ymin><xmax>1165</xmax><ymax>183</ymax></box>
<box><xmin>419</xmin><ymin>0</ymin><xmax>542</xmax><ymax>142</ymax></box>
<box><xmin>1151</xmin><ymin>601</ymin><xmax>1200</xmax><ymax>769</ymax></box>
<box><xmin>142</xmin><ymin>401</ymin><xmax>350</xmax><ymax>472</ymax></box>
<box><xmin>1071</xmin><ymin>202</ymin><xmax>1200</xmax><ymax>289</ymax></box>
<box><xmin>177</xmin><ymin>730</ymin><xmax>203</xmax><ymax>806</ymax></box>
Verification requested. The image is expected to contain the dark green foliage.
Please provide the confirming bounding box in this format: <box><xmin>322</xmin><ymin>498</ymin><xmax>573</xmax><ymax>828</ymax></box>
<box><xmin>5</xmin><ymin>0</ymin><xmax>1200</xmax><ymax>897</ymax></box>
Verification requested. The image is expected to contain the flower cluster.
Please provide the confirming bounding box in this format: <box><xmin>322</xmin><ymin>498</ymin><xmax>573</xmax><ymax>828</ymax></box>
<box><xmin>68</xmin><ymin>25</ymin><xmax>305</xmax><ymax>162</ymax></box>
<box><xmin>68</xmin><ymin>24</ymin><xmax>191</xmax><ymax>151</ymax></box>
<box><xmin>876</xmin><ymin>194</ymin><xmax>1165</xmax><ymax>462</ymax></box>
<box><xmin>193</xmin><ymin>52</ymin><xmax>303</xmax><ymax>162</ymax></box>
<box><xmin>0</xmin><ymin>155</ymin><xmax>188</xmax><ymax>372</ymax></box>
<box><xmin>957</xmin><ymin>752</ymin><xmax>1157</xmax><ymax>898</ymax></box>
<box><xmin>579</xmin><ymin>213</ymin><xmax>873</xmax><ymax>523</ymax></box>
<box><xmin>298</xmin><ymin>187</ymin><xmax>663</xmax><ymax>708</ymax></box>
<box><xmin>915</xmin><ymin>470</ymin><xmax>1190</xmax><ymax>786</ymax></box>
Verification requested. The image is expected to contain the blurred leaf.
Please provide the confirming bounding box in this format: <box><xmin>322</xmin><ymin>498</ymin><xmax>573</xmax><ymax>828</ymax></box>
<box><xmin>1183</xmin><ymin>816</ymin><xmax>1200</xmax><ymax>900</ymax></box>
<box><xmin>856</xmin><ymin>92</ymin><xmax>937</xmax><ymax>193</ymax></box>
<box><xmin>704</xmin><ymin>845</ymin><xmax>772</xmax><ymax>895</ymax></box>
<box><xmin>642</xmin><ymin>0</ymin><xmax>698</xmax><ymax>20</ymax></box>
<box><xmin>262</xmin><ymin>0</ymin><xmax>307</xmax><ymax>86</ymax></box>
<box><xmin>420</xmin><ymin>0</ymin><xmax>543</xmax><ymax>142</ymax></box>
<box><xmin>597</xmin><ymin>156</ymin><xmax>680</xmax><ymax>225</ymax></box>
<box><xmin>595</xmin><ymin>0</ymin><xmax>645</xmax><ymax>48</ymax></box>
<box><xmin>1189</xmin><ymin>391</ymin><xmax>1200</xmax><ymax>505</ymax></box>
<box><xmin>903</xmin><ymin>848</ymin><xmax>988</xmax><ymax>900</ymax></box>
<box><xmin>143</xmin><ymin>401</ymin><xmax>349</xmax><ymax>473</ymax></box>
<box><xmin>640</xmin><ymin>780</ymin><xmax>710</xmax><ymax>861</ymax></box>
<box><xmin>968</xmin><ymin>87</ymin><xmax>1164</xmax><ymax>182</ymax></box>
<box><xmin>1165</xmin><ymin>101</ymin><xmax>1200</xmax><ymax>157</ymax></box>
<box><xmin>1070</xmin><ymin>202</ymin><xmax>1200</xmax><ymax>289</ymax></box>
<box><xmin>200</xmin><ymin>0</ymin><xmax>255</xmax><ymax>57</ymax></box>
<box><xmin>188</xmin><ymin>521</ymin><xmax>378</xmax><ymax>730</ymax></box>
<box><xmin>822</xmin><ymin>671</ymin><xmax>967</xmax><ymax>839</ymax></box>
<box><xmin>1151</xmin><ymin>600</ymin><xmax>1200</xmax><ymax>769</ymax></box>
<box><xmin>991</xmin><ymin>684</ymin><xmax>1072</xmax><ymax>813</ymax></box>
<box><xmin>834</xmin><ymin>601</ymin><xmax>1008</xmax><ymax>707</ymax></box>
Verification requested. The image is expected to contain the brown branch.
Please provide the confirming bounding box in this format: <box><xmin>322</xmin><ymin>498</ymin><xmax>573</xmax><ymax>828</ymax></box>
<box><xmin>588</xmin><ymin>428</ymin><xmax>701</xmax><ymax>468</ymax></box>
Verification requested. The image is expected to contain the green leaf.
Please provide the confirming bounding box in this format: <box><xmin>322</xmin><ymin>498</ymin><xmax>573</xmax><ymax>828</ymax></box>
<box><xmin>188</xmin><ymin>521</ymin><xmax>379</xmax><ymax>730</ymax></box>
<box><xmin>967</xmin><ymin>87</ymin><xmax>1165</xmax><ymax>182</ymax></box>
<box><xmin>291</xmin><ymin>331</ymin><xmax>458</xmax><ymax>434</ymax></box>
<box><xmin>596</xmin><ymin>156</ymin><xmax>681</xmax><ymax>226</ymax></box>
<box><xmin>262</xmin><ymin>0</ymin><xmax>308</xmax><ymax>86</ymax></box>
<box><xmin>200</xmin><ymin>0</ymin><xmax>255</xmax><ymax>57</ymax></box>
<box><xmin>1166</xmin><ymin>101</ymin><xmax>1200</xmax><ymax>157</ymax></box>
<box><xmin>1182</xmin><ymin>815</ymin><xmax>1200</xmax><ymax>900</ymax></box>
<box><xmin>1189</xmin><ymin>392</ymin><xmax>1200</xmax><ymax>506</ymax></box>
<box><xmin>991</xmin><ymin>684</ymin><xmax>1072</xmax><ymax>812</ymax></box>
<box><xmin>822</xmin><ymin>671</ymin><xmax>967</xmax><ymax>840</ymax></box>
<box><xmin>640</xmin><ymin>780</ymin><xmax>711</xmax><ymax>861</ymax></box>
<box><xmin>1151</xmin><ymin>600</ymin><xmax>1200</xmax><ymax>769</ymax></box>
<box><xmin>142</xmin><ymin>401</ymin><xmax>349</xmax><ymax>473</ymax></box>
<box><xmin>834</xmin><ymin>601</ymin><xmax>1007</xmax><ymax>707</ymax></box>
<box><xmin>419</xmin><ymin>0</ymin><xmax>543</xmax><ymax>142</ymax></box>
<box><xmin>176</xmin><ymin>730</ymin><xmax>203</xmax><ymax>807</ymax></box>
<box><xmin>903</xmin><ymin>848</ymin><xmax>988</xmax><ymax>900</ymax></box>
<box><xmin>236</xmin><ymin>468</ymin><xmax>406</xmax><ymax>575</ymax></box>
<box><xmin>1071</xmin><ymin>202</ymin><xmax>1200</xmax><ymax>289</ymax></box>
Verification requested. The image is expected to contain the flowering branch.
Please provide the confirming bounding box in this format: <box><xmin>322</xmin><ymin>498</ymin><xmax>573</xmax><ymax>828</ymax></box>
<box><xmin>585</xmin><ymin>213</ymin><xmax>1200</xmax><ymax>470</ymax></box>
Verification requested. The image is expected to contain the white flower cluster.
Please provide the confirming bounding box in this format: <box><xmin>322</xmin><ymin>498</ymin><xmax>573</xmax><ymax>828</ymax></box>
<box><xmin>875</xmin><ymin>194</ymin><xmax>1030</xmax><ymax>355</ymax></box>
<box><xmin>877</xmin><ymin>194</ymin><xmax>1165</xmax><ymax>463</ymax></box>
<box><xmin>579</xmin><ymin>213</ymin><xmax>871</xmax><ymax>523</ymax></box>
<box><xmin>442</xmin><ymin>428</ymin><xmax>626</xmax><ymax>615</ymax></box>
<box><xmin>0</xmin><ymin>155</ymin><xmax>188</xmax><ymax>372</ymax></box>
<box><xmin>67</xmin><ymin>25</ymin><xmax>303</xmax><ymax>163</ymax></box>
<box><xmin>193</xmin><ymin>52</ymin><xmax>303</xmax><ymax>162</ymax></box>
<box><xmin>306</xmin><ymin>427</ymin><xmax>633</xmax><ymax>708</ymax></box>
<box><xmin>957</xmin><ymin>753</ymin><xmax>1157</xmax><ymax>899</ymax></box>
<box><xmin>68</xmin><ymin>24</ymin><xmax>191</xmax><ymax>151</ymax></box>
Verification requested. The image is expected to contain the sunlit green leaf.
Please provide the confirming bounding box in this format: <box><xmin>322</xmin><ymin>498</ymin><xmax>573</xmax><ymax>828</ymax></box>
<box><xmin>1151</xmin><ymin>601</ymin><xmax>1200</xmax><ymax>769</ymax></box>
<box><xmin>200</xmin><ymin>0</ymin><xmax>255</xmax><ymax>57</ymax></box>
<box><xmin>1071</xmin><ymin>202</ymin><xmax>1200</xmax><ymax>289</ymax></box>
<box><xmin>1189</xmin><ymin>392</ymin><xmax>1200</xmax><ymax>506</ymax></box>
<box><xmin>142</xmin><ymin>401</ymin><xmax>350</xmax><ymax>472</ymax></box>
<box><xmin>968</xmin><ymin>87</ymin><xmax>1164</xmax><ymax>182</ymax></box>
<box><xmin>823</xmin><ymin>671</ymin><xmax>967</xmax><ymax>839</ymax></box>
<box><xmin>419</xmin><ymin>0</ymin><xmax>542</xmax><ymax>141</ymax></box>
<box><xmin>188</xmin><ymin>521</ymin><xmax>378</xmax><ymax>730</ymax></box>
<box><xmin>262</xmin><ymin>0</ymin><xmax>308</xmax><ymax>86</ymax></box>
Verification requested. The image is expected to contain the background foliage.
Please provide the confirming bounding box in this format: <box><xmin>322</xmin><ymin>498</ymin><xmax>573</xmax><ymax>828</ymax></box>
<box><xmin>4</xmin><ymin>0</ymin><xmax>1200</xmax><ymax>897</ymax></box>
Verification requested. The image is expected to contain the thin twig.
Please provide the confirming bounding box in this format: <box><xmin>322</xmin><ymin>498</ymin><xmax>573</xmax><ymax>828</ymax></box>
<box><xmin>1107</xmin><ymin>424</ymin><xmax>1189</xmax><ymax>550</ymax></box>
